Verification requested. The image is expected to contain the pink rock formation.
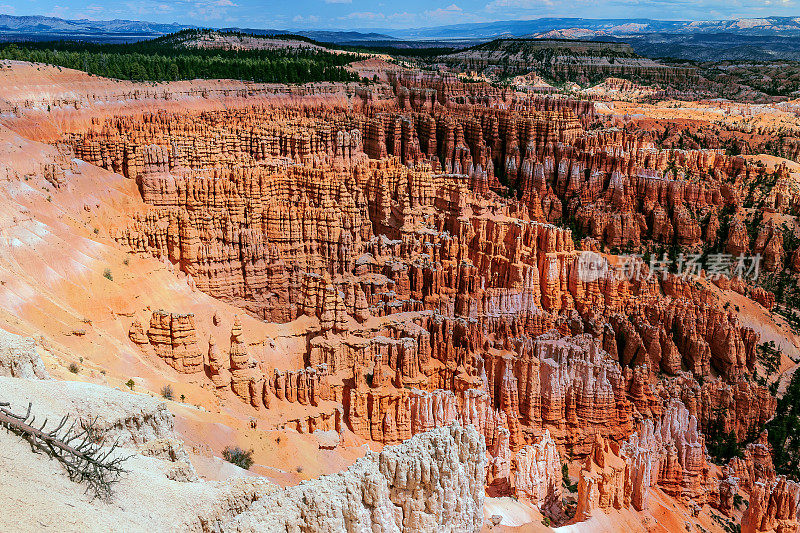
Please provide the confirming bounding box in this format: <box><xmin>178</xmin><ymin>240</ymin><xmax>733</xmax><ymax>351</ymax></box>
<box><xmin>143</xmin><ymin>311</ymin><xmax>203</xmax><ymax>373</ymax></box>
<box><xmin>742</xmin><ymin>477</ymin><xmax>800</xmax><ymax>533</ymax></box>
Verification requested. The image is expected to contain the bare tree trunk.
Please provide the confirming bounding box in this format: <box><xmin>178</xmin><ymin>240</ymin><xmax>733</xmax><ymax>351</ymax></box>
<box><xmin>0</xmin><ymin>401</ymin><xmax>129</xmax><ymax>499</ymax></box>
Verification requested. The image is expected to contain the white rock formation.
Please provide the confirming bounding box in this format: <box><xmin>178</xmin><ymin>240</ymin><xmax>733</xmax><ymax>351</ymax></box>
<box><xmin>0</xmin><ymin>329</ymin><xmax>49</xmax><ymax>379</ymax></box>
<box><xmin>210</xmin><ymin>423</ymin><xmax>486</xmax><ymax>532</ymax></box>
<box><xmin>512</xmin><ymin>429</ymin><xmax>563</xmax><ymax>517</ymax></box>
<box><xmin>619</xmin><ymin>398</ymin><xmax>710</xmax><ymax>510</ymax></box>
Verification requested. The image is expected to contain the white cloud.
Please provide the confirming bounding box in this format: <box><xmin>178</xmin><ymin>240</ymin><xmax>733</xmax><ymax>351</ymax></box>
<box><xmin>46</xmin><ymin>5</ymin><xmax>71</xmax><ymax>17</ymax></box>
<box><xmin>387</xmin><ymin>11</ymin><xmax>416</xmax><ymax>24</ymax></box>
<box><xmin>343</xmin><ymin>11</ymin><xmax>387</xmax><ymax>20</ymax></box>
<box><xmin>187</xmin><ymin>0</ymin><xmax>238</xmax><ymax>21</ymax></box>
<box><xmin>293</xmin><ymin>14</ymin><xmax>320</xmax><ymax>23</ymax></box>
<box><xmin>74</xmin><ymin>4</ymin><xmax>106</xmax><ymax>19</ymax></box>
<box><xmin>336</xmin><ymin>5</ymin><xmax>484</xmax><ymax>28</ymax></box>
<box><xmin>324</xmin><ymin>0</ymin><xmax>353</xmax><ymax>4</ymax></box>
<box><xmin>0</xmin><ymin>4</ymin><xmax>15</xmax><ymax>14</ymax></box>
<box><xmin>484</xmin><ymin>0</ymin><xmax>554</xmax><ymax>12</ymax></box>
<box><xmin>423</xmin><ymin>3</ymin><xmax>465</xmax><ymax>21</ymax></box>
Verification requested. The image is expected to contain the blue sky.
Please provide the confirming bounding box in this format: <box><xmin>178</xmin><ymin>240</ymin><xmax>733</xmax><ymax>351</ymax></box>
<box><xmin>1</xmin><ymin>0</ymin><xmax>799</xmax><ymax>30</ymax></box>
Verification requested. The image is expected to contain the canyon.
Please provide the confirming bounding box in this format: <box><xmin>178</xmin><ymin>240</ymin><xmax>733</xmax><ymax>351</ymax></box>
<box><xmin>0</xmin><ymin>53</ymin><xmax>799</xmax><ymax>533</ymax></box>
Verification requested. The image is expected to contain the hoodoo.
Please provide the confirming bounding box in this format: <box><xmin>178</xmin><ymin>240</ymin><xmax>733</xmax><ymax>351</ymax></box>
<box><xmin>1</xmin><ymin>17</ymin><xmax>800</xmax><ymax>533</ymax></box>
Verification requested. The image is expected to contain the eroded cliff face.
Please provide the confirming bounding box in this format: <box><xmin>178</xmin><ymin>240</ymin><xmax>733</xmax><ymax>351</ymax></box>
<box><xmin>742</xmin><ymin>476</ymin><xmax>800</xmax><ymax>533</ymax></box>
<box><xmin>574</xmin><ymin>398</ymin><xmax>717</xmax><ymax>521</ymax></box>
<box><xmin>5</xmin><ymin>64</ymin><xmax>796</xmax><ymax>531</ymax></box>
<box><xmin>202</xmin><ymin>423</ymin><xmax>486</xmax><ymax>533</ymax></box>
<box><xmin>0</xmin><ymin>336</ymin><xmax>485</xmax><ymax>532</ymax></box>
<box><xmin>433</xmin><ymin>42</ymin><xmax>699</xmax><ymax>87</ymax></box>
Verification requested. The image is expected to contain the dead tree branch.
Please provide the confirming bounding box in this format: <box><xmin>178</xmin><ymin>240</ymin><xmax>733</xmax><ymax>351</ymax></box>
<box><xmin>0</xmin><ymin>401</ymin><xmax>129</xmax><ymax>499</ymax></box>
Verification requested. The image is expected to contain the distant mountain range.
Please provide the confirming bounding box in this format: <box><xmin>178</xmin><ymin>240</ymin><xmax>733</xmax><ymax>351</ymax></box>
<box><xmin>5</xmin><ymin>13</ymin><xmax>800</xmax><ymax>60</ymax></box>
<box><xmin>0</xmin><ymin>14</ymin><xmax>394</xmax><ymax>43</ymax></box>
<box><xmin>0</xmin><ymin>14</ymin><xmax>190</xmax><ymax>39</ymax></box>
<box><xmin>376</xmin><ymin>17</ymin><xmax>800</xmax><ymax>41</ymax></box>
<box><xmin>4</xmin><ymin>14</ymin><xmax>800</xmax><ymax>42</ymax></box>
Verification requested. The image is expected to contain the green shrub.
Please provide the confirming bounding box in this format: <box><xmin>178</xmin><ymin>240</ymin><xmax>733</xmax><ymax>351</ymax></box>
<box><xmin>757</xmin><ymin>341</ymin><xmax>782</xmax><ymax>375</ymax></box>
<box><xmin>734</xmin><ymin>493</ymin><xmax>744</xmax><ymax>510</ymax></box>
<box><xmin>705</xmin><ymin>419</ymin><xmax>744</xmax><ymax>464</ymax></box>
<box><xmin>562</xmin><ymin>463</ymin><xmax>577</xmax><ymax>492</ymax></box>
<box><xmin>766</xmin><ymin>369</ymin><xmax>800</xmax><ymax>478</ymax></box>
<box><xmin>223</xmin><ymin>446</ymin><xmax>254</xmax><ymax>470</ymax></box>
<box><xmin>160</xmin><ymin>384</ymin><xmax>174</xmax><ymax>400</ymax></box>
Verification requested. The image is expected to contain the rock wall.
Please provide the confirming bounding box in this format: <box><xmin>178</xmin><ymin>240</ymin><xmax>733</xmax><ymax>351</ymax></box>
<box><xmin>620</xmin><ymin>399</ymin><xmax>716</xmax><ymax>507</ymax></box>
<box><xmin>718</xmin><ymin>431</ymin><xmax>777</xmax><ymax>516</ymax></box>
<box><xmin>512</xmin><ymin>430</ymin><xmax>563</xmax><ymax>516</ymax></box>
<box><xmin>429</xmin><ymin>43</ymin><xmax>699</xmax><ymax>86</ymax></box>
<box><xmin>204</xmin><ymin>423</ymin><xmax>486</xmax><ymax>533</ymax></box>
<box><xmin>575</xmin><ymin>435</ymin><xmax>630</xmax><ymax>520</ymax></box>
<box><xmin>575</xmin><ymin>398</ymin><xmax>716</xmax><ymax>519</ymax></box>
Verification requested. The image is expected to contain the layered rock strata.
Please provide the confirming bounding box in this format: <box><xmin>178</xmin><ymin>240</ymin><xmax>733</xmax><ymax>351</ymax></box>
<box><xmin>52</xmin><ymin>72</ymin><xmax>795</xmax><ymax>530</ymax></box>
